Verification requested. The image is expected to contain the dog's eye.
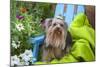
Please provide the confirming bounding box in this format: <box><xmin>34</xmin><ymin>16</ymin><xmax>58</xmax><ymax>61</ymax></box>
<box><xmin>60</xmin><ymin>24</ymin><xmax>63</xmax><ymax>27</ymax></box>
<box><xmin>53</xmin><ymin>23</ymin><xmax>56</xmax><ymax>26</ymax></box>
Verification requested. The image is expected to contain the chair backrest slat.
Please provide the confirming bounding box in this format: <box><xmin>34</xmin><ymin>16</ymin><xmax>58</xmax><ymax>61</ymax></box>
<box><xmin>54</xmin><ymin>4</ymin><xmax>85</xmax><ymax>26</ymax></box>
<box><xmin>64</xmin><ymin>4</ymin><xmax>75</xmax><ymax>26</ymax></box>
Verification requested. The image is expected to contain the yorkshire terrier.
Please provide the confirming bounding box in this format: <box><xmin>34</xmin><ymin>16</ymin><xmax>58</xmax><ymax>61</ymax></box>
<box><xmin>41</xmin><ymin>15</ymin><xmax>72</xmax><ymax>62</ymax></box>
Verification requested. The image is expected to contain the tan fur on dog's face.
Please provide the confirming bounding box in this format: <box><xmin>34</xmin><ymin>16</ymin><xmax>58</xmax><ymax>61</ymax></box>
<box><xmin>45</xmin><ymin>18</ymin><xmax>67</xmax><ymax>49</ymax></box>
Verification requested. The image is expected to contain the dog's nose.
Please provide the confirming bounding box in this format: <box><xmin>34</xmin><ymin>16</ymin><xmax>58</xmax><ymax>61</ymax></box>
<box><xmin>56</xmin><ymin>27</ymin><xmax>60</xmax><ymax>30</ymax></box>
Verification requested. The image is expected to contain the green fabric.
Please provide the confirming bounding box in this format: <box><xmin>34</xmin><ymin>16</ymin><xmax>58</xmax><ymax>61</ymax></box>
<box><xmin>35</xmin><ymin>13</ymin><xmax>95</xmax><ymax>64</ymax></box>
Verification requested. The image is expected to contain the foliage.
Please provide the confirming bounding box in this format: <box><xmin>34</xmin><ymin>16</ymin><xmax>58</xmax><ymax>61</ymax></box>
<box><xmin>11</xmin><ymin>0</ymin><xmax>55</xmax><ymax>66</ymax></box>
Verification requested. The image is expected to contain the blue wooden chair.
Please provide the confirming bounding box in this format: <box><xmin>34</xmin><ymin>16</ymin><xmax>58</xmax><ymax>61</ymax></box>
<box><xmin>55</xmin><ymin>4</ymin><xmax>85</xmax><ymax>26</ymax></box>
<box><xmin>29</xmin><ymin>35</ymin><xmax>45</xmax><ymax>62</ymax></box>
<box><xmin>29</xmin><ymin>4</ymin><xmax>85</xmax><ymax>63</ymax></box>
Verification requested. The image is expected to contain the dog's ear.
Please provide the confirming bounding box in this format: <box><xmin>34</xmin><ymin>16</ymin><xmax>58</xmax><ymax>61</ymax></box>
<box><xmin>45</xmin><ymin>18</ymin><xmax>52</xmax><ymax>28</ymax></box>
<box><xmin>41</xmin><ymin>18</ymin><xmax>52</xmax><ymax>31</ymax></box>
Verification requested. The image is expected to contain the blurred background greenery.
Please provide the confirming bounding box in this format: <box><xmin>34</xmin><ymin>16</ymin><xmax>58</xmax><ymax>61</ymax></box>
<box><xmin>11</xmin><ymin>0</ymin><xmax>55</xmax><ymax>56</ymax></box>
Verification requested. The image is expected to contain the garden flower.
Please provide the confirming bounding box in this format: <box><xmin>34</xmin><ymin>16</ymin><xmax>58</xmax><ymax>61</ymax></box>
<box><xmin>16</xmin><ymin>23</ymin><xmax>24</xmax><ymax>31</ymax></box>
<box><xmin>17</xmin><ymin>41</ymin><xmax>21</xmax><ymax>48</ymax></box>
<box><xmin>19</xmin><ymin>49</ymin><xmax>33</xmax><ymax>63</ymax></box>
<box><xmin>11</xmin><ymin>55</ymin><xmax>21</xmax><ymax>66</ymax></box>
<box><xmin>19</xmin><ymin>55</ymin><xmax>30</xmax><ymax>65</ymax></box>
<box><xmin>11</xmin><ymin>41</ymin><xmax>21</xmax><ymax>49</ymax></box>
<box><xmin>21</xmin><ymin>53</ymin><xmax>30</xmax><ymax>62</ymax></box>
<box><xmin>24</xmin><ymin>50</ymin><xmax>33</xmax><ymax>58</ymax></box>
<box><xmin>11</xmin><ymin>41</ymin><xmax>17</xmax><ymax>49</ymax></box>
<box><xmin>20</xmin><ymin>7</ymin><xmax>28</xmax><ymax>13</ymax></box>
<box><xmin>16</xmin><ymin>15</ymin><xmax>24</xmax><ymax>20</ymax></box>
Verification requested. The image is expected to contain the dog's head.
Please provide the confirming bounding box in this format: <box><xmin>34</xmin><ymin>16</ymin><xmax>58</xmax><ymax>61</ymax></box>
<box><xmin>41</xmin><ymin>15</ymin><xmax>68</xmax><ymax>49</ymax></box>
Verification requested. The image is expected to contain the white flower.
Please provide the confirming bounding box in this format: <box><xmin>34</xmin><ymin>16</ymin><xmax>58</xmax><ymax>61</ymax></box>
<box><xmin>19</xmin><ymin>49</ymin><xmax>33</xmax><ymax>63</ymax></box>
<box><xmin>24</xmin><ymin>50</ymin><xmax>33</xmax><ymax>58</ymax></box>
<box><xmin>11</xmin><ymin>41</ymin><xmax>21</xmax><ymax>49</ymax></box>
<box><xmin>17</xmin><ymin>41</ymin><xmax>21</xmax><ymax>48</ymax></box>
<box><xmin>11</xmin><ymin>55</ymin><xmax>21</xmax><ymax>66</ymax></box>
<box><xmin>11</xmin><ymin>41</ymin><xmax>17</xmax><ymax>49</ymax></box>
<box><xmin>22</xmin><ymin>54</ymin><xmax>30</xmax><ymax>62</ymax></box>
<box><xmin>19</xmin><ymin>56</ymin><xmax>30</xmax><ymax>65</ymax></box>
<box><xmin>16</xmin><ymin>23</ymin><xmax>24</xmax><ymax>31</ymax></box>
